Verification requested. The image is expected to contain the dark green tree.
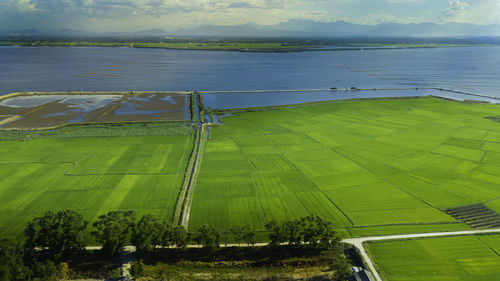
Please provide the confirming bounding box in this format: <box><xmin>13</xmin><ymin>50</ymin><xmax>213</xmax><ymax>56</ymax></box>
<box><xmin>0</xmin><ymin>238</ymin><xmax>31</xmax><ymax>281</ymax></box>
<box><xmin>92</xmin><ymin>210</ymin><xmax>136</xmax><ymax>256</ymax></box>
<box><xmin>172</xmin><ymin>226</ymin><xmax>189</xmax><ymax>248</ymax></box>
<box><xmin>317</xmin><ymin>217</ymin><xmax>338</xmax><ymax>248</ymax></box>
<box><xmin>265</xmin><ymin>221</ymin><xmax>286</xmax><ymax>247</ymax></box>
<box><xmin>34</xmin><ymin>260</ymin><xmax>57</xmax><ymax>281</ymax></box>
<box><xmin>194</xmin><ymin>224</ymin><xmax>221</xmax><ymax>250</ymax></box>
<box><xmin>301</xmin><ymin>216</ymin><xmax>321</xmax><ymax>247</ymax></box>
<box><xmin>130</xmin><ymin>259</ymin><xmax>145</xmax><ymax>279</ymax></box>
<box><xmin>242</xmin><ymin>225</ymin><xmax>256</xmax><ymax>246</ymax></box>
<box><xmin>158</xmin><ymin>222</ymin><xmax>173</xmax><ymax>248</ymax></box>
<box><xmin>132</xmin><ymin>214</ymin><xmax>161</xmax><ymax>253</ymax></box>
<box><xmin>23</xmin><ymin>222</ymin><xmax>37</xmax><ymax>266</ymax></box>
<box><xmin>230</xmin><ymin>225</ymin><xmax>243</xmax><ymax>246</ymax></box>
<box><xmin>26</xmin><ymin>210</ymin><xmax>88</xmax><ymax>258</ymax></box>
<box><xmin>283</xmin><ymin>219</ymin><xmax>302</xmax><ymax>246</ymax></box>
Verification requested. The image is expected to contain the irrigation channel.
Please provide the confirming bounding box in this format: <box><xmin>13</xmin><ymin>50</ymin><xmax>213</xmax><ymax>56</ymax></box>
<box><xmin>8</xmin><ymin>88</ymin><xmax>500</xmax><ymax>280</ymax></box>
<box><xmin>175</xmin><ymin>91</ymin><xmax>206</xmax><ymax>228</ymax></box>
<box><xmin>164</xmin><ymin>87</ymin><xmax>500</xmax><ymax>281</ymax></box>
<box><xmin>174</xmin><ymin>87</ymin><xmax>500</xmax><ymax>229</ymax></box>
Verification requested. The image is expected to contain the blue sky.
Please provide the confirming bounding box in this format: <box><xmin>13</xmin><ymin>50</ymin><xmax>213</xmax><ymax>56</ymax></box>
<box><xmin>0</xmin><ymin>0</ymin><xmax>499</xmax><ymax>32</ymax></box>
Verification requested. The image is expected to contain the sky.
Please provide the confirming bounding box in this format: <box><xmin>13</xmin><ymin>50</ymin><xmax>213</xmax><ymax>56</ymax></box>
<box><xmin>0</xmin><ymin>0</ymin><xmax>499</xmax><ymax>32</ymax></box>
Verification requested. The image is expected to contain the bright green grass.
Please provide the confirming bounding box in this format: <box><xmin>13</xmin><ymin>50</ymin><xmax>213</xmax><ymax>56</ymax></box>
<box><xmin>367</xmin><ymin>235</ymin><xmax>500</xmax><ymax>281</ymax></box>
<box><xmin>0</xmin><ymin>124</ymin><xmax>193</xmax><ymax>241</ymax></box>
<box><xmin>347</xmin><ymin>223</ymin><xmax>471</xmax><ymax>237</ymax></box>
<box><xmin>189</xmin><ymin>97</ymin><xmax>500</xmax><ymax>235</ymax></box>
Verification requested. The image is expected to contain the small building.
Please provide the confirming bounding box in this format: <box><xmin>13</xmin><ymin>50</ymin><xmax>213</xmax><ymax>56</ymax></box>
<box><xmin>352</xmin><ymin>266</ymin><xmax>376</xmax><ymax>281</ymax></box>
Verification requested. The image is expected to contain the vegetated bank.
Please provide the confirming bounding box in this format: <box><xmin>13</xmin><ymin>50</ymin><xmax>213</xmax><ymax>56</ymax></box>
<box><xmin>0</xmin><ymin>41</ymin><xmax>323</xmax><ymax>52</ymax></box>
<box><xmin>1</xmin><ymin>36</ymin><xmax>497</xmax><ymax>52</ymax></box>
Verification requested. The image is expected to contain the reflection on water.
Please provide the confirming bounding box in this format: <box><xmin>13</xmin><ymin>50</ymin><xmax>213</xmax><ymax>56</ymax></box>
<box><xmin>0</xmin><ymin>95</ymin><xmax>63</xmax><ymax>107</ymax></box>
<box><xmin>0</xmin><ymin>93</ymin><xmax>189</xmax><ymax>128</ymax></box>
<box><xmin>60</xmin><ymin>95</ymin><xmax>122</xmax><ymax>112</ymax></box>
<box><xmin>203</xmin><ymin>88</ymin><xmax>500</xmax><ymax>110</ymax></box>
<box><xmin>1</xmin><ymin>46</ymin><xmax>500</xmax><ymax>97</ymax></box>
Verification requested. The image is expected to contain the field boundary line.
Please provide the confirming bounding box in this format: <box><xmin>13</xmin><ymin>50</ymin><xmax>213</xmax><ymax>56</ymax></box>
<box><xmin>344</xmin><ymin>221</ymin><xmax>463</xmax><ymax>229</ymax></box>
<box><xmin>0</xmin><ymin>161</ymin><xmax>75</xmax><ymax>165</ymax></box>
<box><xmin>281</xmin><ymin>153</ymin><xmax>355</xmax><ymax>226</ymax></box>
<box><xmin>332</xmin><ymin>146</ymin><xmax>447</xmax><ymax>214</ymax></box>
<box><xmin>237</xmin><ymin>145</ymin><xmax>268</xmax><ymax>223</ymax></box>
<box><xmin>172</xmin><ymin>126</ymin><xmax>200</xmax><ymax>225</ymax></box>
<box><xmin>176</xmin><ymin>92</ymin><xmax>207</xmax><ymax>228</ymax></box>
<box><xmin>165</xmin><ymin>134</ymin><xmax>196</xmax><ymax>221</ymax></box>
<box><xmin>179</xmin><ymin>125</ymin><xmax>206</xmax><ymax>228</ymax></box>
<box><xmin>251</xmin><ymin>172</ymin><xmax>268</xmax><ymax>223</ymax></box>
<box><xmin>477</xmin><ymin>237</ymin><xmax>500</xmax><ymax>257</ymax></box>
<box><xmin>63</xmin><ymin>172</ymin><xmax>184</xmax><ymax>176</ymax></box>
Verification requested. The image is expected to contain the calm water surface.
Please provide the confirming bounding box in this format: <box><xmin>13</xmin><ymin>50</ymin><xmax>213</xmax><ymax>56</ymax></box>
<box><xmin>1</xmin><ymin>46</ymin><xmax>499</xmax><ymax>107</ymax></box>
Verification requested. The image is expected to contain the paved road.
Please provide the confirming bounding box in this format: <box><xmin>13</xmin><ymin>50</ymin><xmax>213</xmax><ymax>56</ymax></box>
<box><xmin>342</xmin><ymin>228</ymin><xmax>500</xmax><ymax>281</ymax></box>
<box><xmin>83</xmin><ymin>228</ymin><xmax>500</xmax><ymax>281</ymax></box>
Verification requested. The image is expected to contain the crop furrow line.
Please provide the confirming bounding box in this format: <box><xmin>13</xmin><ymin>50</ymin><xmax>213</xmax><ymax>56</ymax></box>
<box><xmin>281</xmin><ymin>154</ymin><xmax>355</xmax><ymax>226</ymax></box>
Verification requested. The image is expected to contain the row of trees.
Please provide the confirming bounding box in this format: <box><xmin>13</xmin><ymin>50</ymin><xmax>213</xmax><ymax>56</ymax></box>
<box><xmin>1</xmin><ymin>210</ymin><xmax>339</xmax><ymax>280</ymax></box>
<box><xmin>266</xmin><ymin>215</ymin><xmax>339</xmax><ymax>247</ymax></box>
<box><xmin>24</xmin><ymin>210</ymin><xmax>191</xmax><ymax>258</ymax></box>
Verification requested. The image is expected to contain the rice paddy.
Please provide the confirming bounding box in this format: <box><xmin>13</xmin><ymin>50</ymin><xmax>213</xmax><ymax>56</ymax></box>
<box><xmin>190</xmin><ymin>96</ymin><xmax>500</xmax><ymax>236</ymax></box>
<box><xmin>0</xmin><ymin>123</ymin><xmax>194</xmax><ymax>240</ymax></box>
<box><xmin>366</xmin><ymin>235</ymin><xmax>500</xmax><ymax>281</ymax></box>
<box><xmin>1</xmin><ymin>95</ymin><xmax>500</xmax><ymax>244</ymax></box>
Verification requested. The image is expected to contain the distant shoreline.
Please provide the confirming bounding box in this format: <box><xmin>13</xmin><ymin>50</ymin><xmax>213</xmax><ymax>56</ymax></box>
<box><xmin>0</xmin><ymin>41</ymin><xmax>495</xmax><ymax>52</ymax></box>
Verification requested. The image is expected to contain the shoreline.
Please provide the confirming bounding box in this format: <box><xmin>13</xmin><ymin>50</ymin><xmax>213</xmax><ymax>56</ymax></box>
<box><xmin>0</xmin><ymin>42</ymin><xmax>496</xmax><ymax>53</ymax></box>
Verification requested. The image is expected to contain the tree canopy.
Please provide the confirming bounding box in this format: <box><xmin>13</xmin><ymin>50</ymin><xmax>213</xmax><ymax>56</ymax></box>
<box><xmin>25</xmin><ymin>210</ymin><xmax>88</xmax><ymax>258</ymax></box>
<box><xmin>92</xmin><ymin>210</ymin><xmax>136</xmax><ymax>256</ymax></box>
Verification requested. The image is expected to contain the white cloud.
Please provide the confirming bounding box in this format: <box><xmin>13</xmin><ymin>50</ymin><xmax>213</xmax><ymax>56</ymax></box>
<box><xmin>16</xmin><ymin>0</ymin><xmax>39</xmax><ymax>12</ymax></box>
<box><xmin>1</xmin><ymin>0</ymin><xmax>498</xmax><ymax>31</ymax></box>
<box><xmin>444</xmin><ymin>0</ymin><xmax>469</xmax><ymax>20</ymax></box>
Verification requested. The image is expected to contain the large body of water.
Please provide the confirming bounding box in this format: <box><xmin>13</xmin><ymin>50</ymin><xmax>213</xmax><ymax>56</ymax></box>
<box><xmin>1</xmin><ymin>46</ymin><xmax>499</xmax><ymax>108</ymax></box>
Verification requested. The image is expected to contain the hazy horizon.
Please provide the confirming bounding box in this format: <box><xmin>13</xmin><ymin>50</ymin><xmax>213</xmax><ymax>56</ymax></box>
<box><xmin>1</xmin><ymin>0</ymin><xmax>499</xmax><ymax>33</ymax></box>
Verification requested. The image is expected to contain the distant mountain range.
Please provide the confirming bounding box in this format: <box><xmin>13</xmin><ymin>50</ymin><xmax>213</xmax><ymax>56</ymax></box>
<box><xmin>1</xmin><ymin>20</ymin><xmax>500</xmax><ymax>38</ymax></box>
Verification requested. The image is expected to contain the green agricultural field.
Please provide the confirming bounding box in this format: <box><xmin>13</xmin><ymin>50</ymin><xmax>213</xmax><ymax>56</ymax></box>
<box><xmin>0</xmin><ymin>123</ymin><xmax>194</xmax><ymax>241</ymax></box>
<box><xmin>189</xmin><ymin>97</ymin><xmax>500</xmax><ymax>235</ymax></box>
<box><xmin>366</xmin><ymin>235</ymin><xmax>500</xmax><ymax>281</ymax></box>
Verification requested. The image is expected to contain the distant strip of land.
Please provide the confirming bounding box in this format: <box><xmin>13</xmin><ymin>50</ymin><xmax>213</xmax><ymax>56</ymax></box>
<box><xmin>0</xmin><ymin>41</ymin><xmax>322</xmax><ymax>52</ymax></box>
<box><xmin>349</xmin><ymin>43</ymin><xmax>494</xmax><ymax>48</ymax></box>
<box><xmin>0</xmin><ymin>40</ymin><xmax>495</xmax><ymax>52</ymax></box>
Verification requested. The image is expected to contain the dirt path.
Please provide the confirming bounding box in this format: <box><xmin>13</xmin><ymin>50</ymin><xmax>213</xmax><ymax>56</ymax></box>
<box><xmin>178</xmin><ymin>92</ymin><xmax>207</xmax><ymax>228</ymax></box>
<box><xmin>342</xmin><ymin>228</ymin><xmax>500</xmax><ymax>281</ymax></box>
<box><xmin>121</xmin><ymin>246</ymin><xmax>135</xmax><ymax>280</ymax></box>
<box><xmin>180</xmin><ymin>125</ymin><xmax>206</xmax><ymax>228</ymax></box>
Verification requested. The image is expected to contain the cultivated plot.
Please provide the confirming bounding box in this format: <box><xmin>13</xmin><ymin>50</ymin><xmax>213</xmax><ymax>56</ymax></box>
<box><xmin>366</xmin><ymin>235</ymin><xmax>500</xmax><ymax>281</ymax></box>
<box><xmin>190</xmin><ymin>97</ymin><xmax>500</xmax><ymax>235</ymax></box>
<box><xmin>0</xmin><ymin>123</ymin><xmax>194</xmax><ymax>240</ymax></box>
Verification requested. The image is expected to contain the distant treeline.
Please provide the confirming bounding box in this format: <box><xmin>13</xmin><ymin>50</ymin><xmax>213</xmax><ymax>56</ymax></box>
<box><xmin>1</xmin><ymin>36</ymin><xmax>500</xmax><ymax>47</ymax></box>
<box><xmin>1</xmin><ymin>210</ymin><xmax>341</xmax><ymax>280</ymax></box>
